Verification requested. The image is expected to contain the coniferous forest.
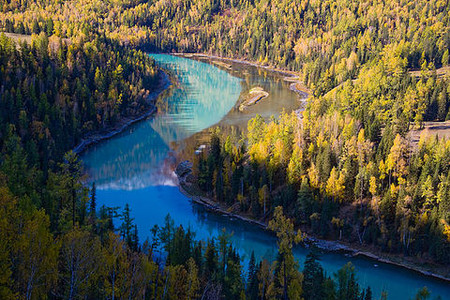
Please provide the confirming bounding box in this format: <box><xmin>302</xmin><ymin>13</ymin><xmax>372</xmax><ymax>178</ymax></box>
<box><xmin>0</xmin><ymin>0</ymin><xmax>449</xmax><ymax>299</ymax></box>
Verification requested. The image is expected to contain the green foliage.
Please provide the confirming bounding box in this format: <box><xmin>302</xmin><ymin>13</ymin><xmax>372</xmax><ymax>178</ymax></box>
<box><xmin>268</xmin><ymin>206</ymin><xmax>304</xmax><ymax>300</ymax></box>
<box><xmin>302</xmin><ymin>251</ymin><xmax>325</xmax><ymax>300</ymax></box>
<box><xmin>0</xmin><ymin>0</ymin><xmax>449</xmax><ymax>297</ymax></box>
<box><xmin>4</xmin><ymin>0</ymin><xmax>449</xmax><ymax>100</ymax></box>
<box><xmin>334</xmin><ymin>263</ymin><xmax>360</xmax><ymax>300</ymax></box>
<box><xmin>0</xmin><ymin>33</ymin><xmax>159</xmax><ymax>171</ymax></box>
<box><xmin>197</xmin><ymin>104</ymin><xmax>450</xmax><ymax>263</ymax></box>
<box><xmin>0</xmin><ymin>19</ymin><xmax>162</xmax><ymax>299</ymax></box>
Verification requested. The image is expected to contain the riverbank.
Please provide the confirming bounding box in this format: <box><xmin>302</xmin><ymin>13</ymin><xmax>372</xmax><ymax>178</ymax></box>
<box><xmin>175</xmin><ymin>160</ymin><xmax>450</xmax><ymax>283</ymax></box>
<box><xmin>175</xmin><ymin>52</ymin><xmax>310</xmax><ymax>117</ymax></box>
<box><xmin>173</xmin><ymin>53</ymin><xmax>311</xmax><ymax>93</ymax></box>
<box><xmin>173</xmin><ymin>53</ymin><xmax>296</xmax><ymax>77</ymax></box>
<box><xmin>73</xmin><ymin>70</ymin><xmax>171</xmax><ymax>154</ymax></box>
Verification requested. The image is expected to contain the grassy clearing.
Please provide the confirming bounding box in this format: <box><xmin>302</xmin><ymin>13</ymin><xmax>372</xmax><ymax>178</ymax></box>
<box><xmin>2</xmin><ymin>32</ymin><xmax>33</xmax><ymax>44</ymax></box>
<box><xmin>409</xmin><ymin>66</ymin><xmax>450</xmax><ymax>79</ymax></box>
<box><xmin>408</xmin><ymin>120</ymin><xmax>450</xmax><ymax>146</ymax></box>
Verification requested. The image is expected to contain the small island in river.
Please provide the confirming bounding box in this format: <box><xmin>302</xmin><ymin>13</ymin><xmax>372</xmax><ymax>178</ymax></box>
<box><xmin>238</xmin><ymin>87</ymin><xmax>269</xmax><ymax>111</ymax></box>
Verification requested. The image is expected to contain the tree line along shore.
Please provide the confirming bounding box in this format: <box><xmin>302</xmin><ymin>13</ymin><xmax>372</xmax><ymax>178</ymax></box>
<box><xmin>0</xmin><ymin>0</ymin><xmax>449</xmax><ymax>298</ymax></box>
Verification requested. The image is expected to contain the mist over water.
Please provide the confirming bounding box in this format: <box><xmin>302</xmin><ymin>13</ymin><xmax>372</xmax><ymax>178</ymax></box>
<box><xmin>81</xmin><ymin>55</ymin><xmax>450</xmax><ymax>300</ymax></box>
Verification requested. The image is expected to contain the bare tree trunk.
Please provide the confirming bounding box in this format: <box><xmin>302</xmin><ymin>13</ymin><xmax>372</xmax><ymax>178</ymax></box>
<box><xmin>283</xmin><ymin>259</ymin><xmax>288</xmax><ymax>300</ymax></box>
<box><xmin>72</xmin><ymin>178</ymin><xmax>76</xmax><ymax>227</ymax></box>
<box><xmin>26</xmin><ymin>267</ymin><xmax>36</xmax><ymax>300</ymax></box>
<box><xmin>201</xmin><ymin>281</ymin><xmax>210</xmax><ymax>300</ymax></box>
<box><xmin>69</xmin><ymin>268</ymin><xmax>75</xmax><ymax>300</ymax></box>
<box><xmin>356</xmin><ymin>224</ymin><xmax>367</xmax><ymax>245</ymax></box>
<box><xmin>128</xmin><ymin>256</ymin><xmax>138</xmax><ymax>300</ymax></box>
<box><xmin>111</xmin><ymin>269</ymin><xmax>115</xmax><ymax>300</ymax></box>
<box><xmin>162</xmin><ymin>269</ymin><xmax>170</xmax><ymax>299</ymax></box>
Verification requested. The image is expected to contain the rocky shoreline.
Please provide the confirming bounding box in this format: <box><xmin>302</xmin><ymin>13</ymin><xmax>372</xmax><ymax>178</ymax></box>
<box><xmin>73</xmin><ymin>70</ymin><xmax>171</xmax><ymax>154</ymax></box>
<box><xmin>289</xmin><ymin>82</ymin><xmax>309</xmax><ymax>99</ymax></box>
<box><xmin>175</xmin><ymin>160</ymin><xmax>450</xmax><ymax>283</ymax></box>
<box><xmin>174</xmin><ymin>52</ymin><xmax>310</xmax><ymax>116</ymax></box>
<box><xmin>71</xmin><ymin>51</ymin><xmax>449</xmax><ymax>283</ymax></box>
<box><xmin>173</xmin><ymin>52</ymin><xmax>305</xmax><ymax>81</ymax></box>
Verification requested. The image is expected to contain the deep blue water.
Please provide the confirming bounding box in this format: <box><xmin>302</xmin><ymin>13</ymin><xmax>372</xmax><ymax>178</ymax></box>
<box><xmin>81</xmin><ymin>54</ymin><xmax>450</xmax><ymax>299</ymax></box>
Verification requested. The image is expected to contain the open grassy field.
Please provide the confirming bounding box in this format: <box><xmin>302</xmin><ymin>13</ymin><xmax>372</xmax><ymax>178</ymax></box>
<box><xmin>408</xmin><ymin>120</ymin><xmax>450</xmax><ymax>146</ymax></box>
<box><xmin>2</xmin><ymin>32</ymin><xmax>33</xmax><ymax>43</ymax></box>
<box><xmin>409</xmin><ymin>66</ymin><xmax>450</xmax><ymax>79</ymax></box>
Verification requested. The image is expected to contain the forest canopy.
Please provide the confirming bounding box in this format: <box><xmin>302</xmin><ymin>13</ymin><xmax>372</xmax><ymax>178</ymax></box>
<box><xmin>2</xmin><ymin>0</ymin><xmax>449</xmax><ymax>97</ymax></box>
<box><xmin>0</xmin><ymin>0</ymin><xmax>449</xmax><ymax>299</ymax></box>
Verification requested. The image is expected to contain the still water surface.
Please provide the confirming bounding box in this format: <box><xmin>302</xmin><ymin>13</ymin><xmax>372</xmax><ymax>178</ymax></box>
<box><xmin>81</xmin><ymin>54</ymin><xmax>450</xmax><ymax>299</ymax></box>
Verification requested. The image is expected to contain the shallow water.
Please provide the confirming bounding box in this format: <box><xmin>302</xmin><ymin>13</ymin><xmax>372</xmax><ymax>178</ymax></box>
<box><xmin>81</xmin><ymin>54</ymin><xmax>450</xmax><ymax>299</ymax></box>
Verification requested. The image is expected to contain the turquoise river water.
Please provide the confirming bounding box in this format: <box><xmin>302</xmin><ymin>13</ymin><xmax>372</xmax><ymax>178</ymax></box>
<box><xmin>81</xmin><ymin>54</ymin><xmax>450</xmax><ymax>299</ymax></box>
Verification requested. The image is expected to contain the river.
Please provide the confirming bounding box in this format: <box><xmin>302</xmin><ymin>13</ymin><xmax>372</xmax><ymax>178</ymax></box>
<box><xmin>81</xmin><ymin>54</ymin><xmax>450</xmax><ymax>299</ymax></box>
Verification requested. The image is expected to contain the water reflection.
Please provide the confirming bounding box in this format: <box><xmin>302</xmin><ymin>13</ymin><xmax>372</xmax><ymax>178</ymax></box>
<box><xmin>200</xmin><ymin>56</ymin><xmax>305</xmax><ymax>127</ymax></box>
<box><xmin>95</xmin><ymin>185</ymin><xmax>450</xmax><ymax>300</ymax></box>
<box><xmin>81</xmin><ymin>55</ymin><xmax>450</xmax><ymax>299</ymax></box>
<box><xmin>82</xmin><ymin>54</ymin><xmax>242</xmax><ymax>189</ymax></box>
<box><xmin>82</xmin><ymin>54</ymin><xmax>302</xmax><ymax>190</ymax></box>
<box><xmin>81</xmin><ymin>121</ymin><xmax>174</xmax><ymax>189</ymax></box>
<box><xmin>150</xmin><ymin>54</ymin><xmax>242</xmax><ymax>142</ymax></box>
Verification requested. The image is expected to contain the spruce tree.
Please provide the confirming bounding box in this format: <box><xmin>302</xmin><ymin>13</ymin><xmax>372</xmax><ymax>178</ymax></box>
<box><xmin>89</xmin><ymin>182</ymin><xmax>97</xmax><ymax>232</ymax></box>
<box><xmin>247</xmin><ymin>251</ymin><xmax>259</xmax><ymax>299</ymax></box>
<box><xmin>302</xmin><ymin>250</ymin><xmax>325</xmax><ymax>300</ymax></box>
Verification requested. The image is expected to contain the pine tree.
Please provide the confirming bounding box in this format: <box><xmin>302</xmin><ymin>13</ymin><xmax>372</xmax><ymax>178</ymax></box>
<box><xmin>60</xmin><ymin>151</ymin><xmax>84</xmax><ymax>227</ymax></box>
<box><xmin>120</xmin><ymin>204</ymin><xmax>134</xmax><ymax>249</ymax></box>
<box><xmin>364</xmin><ymin>286</ymin><xmax>373</xmax><ymax>300</ymax></box>
<box><xmin>334</xmin><ymin>262</ymin><xmax>360</xmax><ymax>300</ymax></box>
<box><xmin>218</xmin><ymin>229</ymin><xmax>232</xmax><ymax>279</ymax></box>
<box><xmin>268</xmin><ymin>206</ymin><xmax>304</xmax><ymax>300</ymax></box>
<box><xmin>247</xmin><ymin>251</ymin><xmax>259</xmax><ymax>299</ymax></box>
<box><xmin>414</xmin><ymin>287</ymin><xmax>430</xmax><ymax>300</ymax></box>
<box><xmin>89</xmin><ymin>182</ymin><xmax>97</xmax><ymax>232</ymax></box>
<box><xmin>302</xmin><ymin>250</ymin><xmax>325</xmax><ymax>300</ymax></box>
<box><xmin>204</xmin><ymin>239</ymin><xmax>218</xmax><ymax>279</ymax></box>
<box><xmin>0</xmin><ymin>187</ymin><xmax>18</xmax><ymax>299</ymax></box>
<box><xmin>132</xmin><ymin>224</ymin><xmax>139</xmax><ymax>252</ymax></box>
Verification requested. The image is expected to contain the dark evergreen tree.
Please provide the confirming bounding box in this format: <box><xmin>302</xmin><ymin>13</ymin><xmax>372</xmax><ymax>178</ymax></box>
<box><xmin>89</xmin><ymin>182</ymin><xmax>97</xmax><ymax>232</ymax></box>
<box><xmin>335</xmin><ymin>263</ymin><xmax>360</xmax><ymax>300</ymax></box>
<box><xmin>204</xmin><ymin>239</ymin><xmax>219</xmax><ymax>279</ymax></box>
<box><xmin>364</xmin><ymin>286</ymin><xmax>373</xmax><ymax>300</ymax></box>
<box><xmin>120</xmin><ymin>203</ymin><xmax>134</xmax><ymax>249</ymax></box>
<box><xmin>302</xmin><ymin>250</ymin><xmax>325</xmax><ymax>300</ymax></box>
<box><xmin>247</xmin><ymin>251</ymin><xmax>259</xmax><ymax>299</ymax></box>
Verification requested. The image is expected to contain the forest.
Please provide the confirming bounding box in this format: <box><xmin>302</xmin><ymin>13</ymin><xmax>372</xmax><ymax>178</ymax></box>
<box><xmin>2</xmin><ymin>0</ymin><xmax>449</xmax><ymax>98</ymax></box>
<box><xmin>192</xmin><ymin>21</ymin><xmax>450</xmax><ymax>263</ymax></box>
<box><xmin>0</xmin><ymin>0</ymin><xmax>449</xmax><ymax>299</ymax></box>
